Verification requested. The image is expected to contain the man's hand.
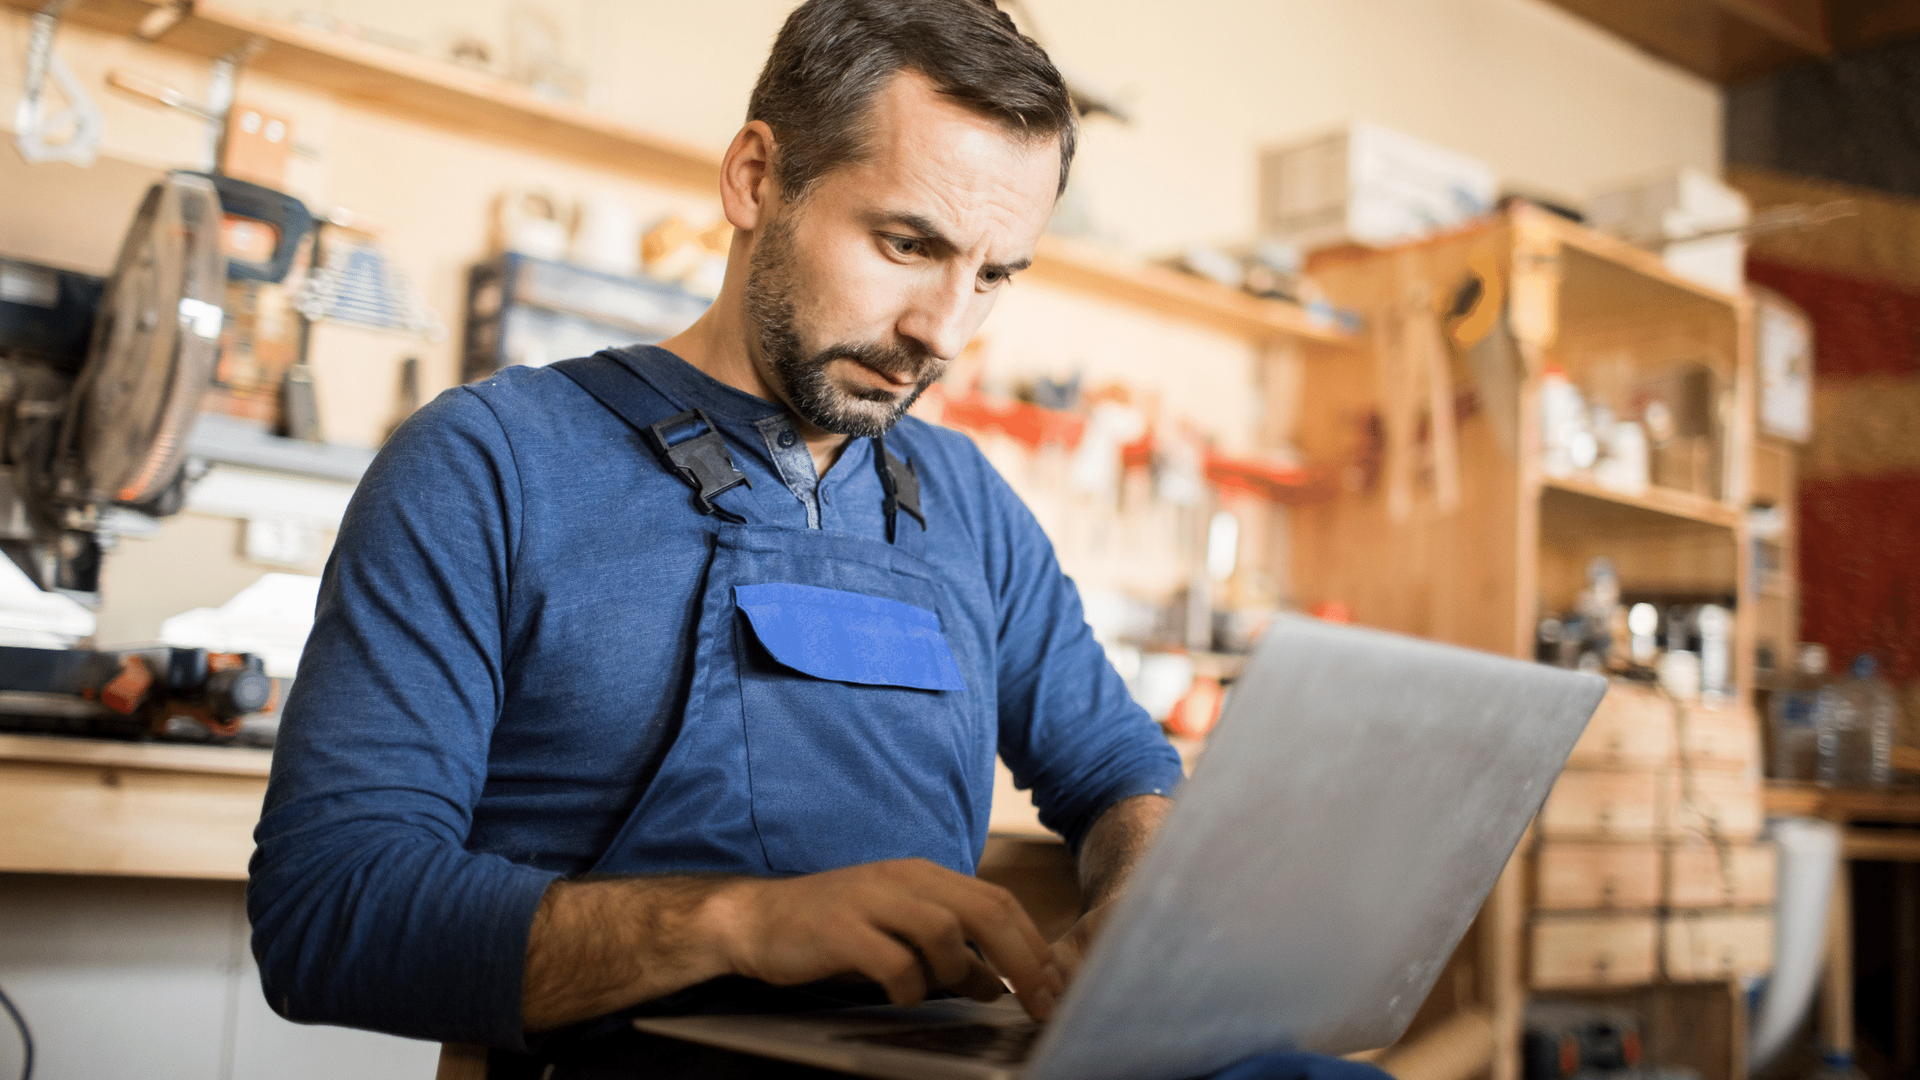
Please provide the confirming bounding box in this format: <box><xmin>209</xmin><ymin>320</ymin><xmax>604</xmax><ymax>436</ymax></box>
<box><xmin>714</xmin><ymin>859</ymin><xmax>1064</xmax><ymax>1020</ymax></box>
<box><xmin>522</xmin><ymin>859</ymin><xmax>1064</xmax><ymax>1033</ymax></box>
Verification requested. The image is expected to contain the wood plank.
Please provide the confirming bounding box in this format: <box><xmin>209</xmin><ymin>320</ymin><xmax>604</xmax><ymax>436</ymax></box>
<box><xmin>1534</xmin><ymin>842</ymin><xmax>1663</xmax><ymax>911</ymax></box>
<box><xmin>1534</xmin><ymin>0</ymin><xmax>1827</xmax><ymax>83</ymax></box>
<box><xmin>0</xmin><ymin>759</ymin><xmax>265</xmax><ymax>879</ymax></box>
<box><xmin>1028</xmin><ymin>234</ymin><xmax>1354</xmax><ymax>346</ymax></box>
<box><xmin>1843</xmin><ymin>828</ymin><xmax>1920</xmax><ymax>862</ymax></box>
<box><xmin>0</xmin><ymin>732</ymin><xmax>273</xmax><ymax>777</ymax></box>
<box><xmin>1540</xmin><ymin>476</ymin><xmax>1741</xmax><ymax>532</ymax></box>
<box><xmin>1529</xmin><ymin>913</ymin><xmax>1659</xmax><ymax>989</ymax></box>
<box><xmin>1762</xmin><ymin>783</ymin><xmax>1920</xmax><ymax>822</ymax></box>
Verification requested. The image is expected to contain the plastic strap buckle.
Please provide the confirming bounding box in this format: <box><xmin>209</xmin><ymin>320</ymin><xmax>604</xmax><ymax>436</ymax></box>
<box><xmin>874</xmin><ymin>436</ymin><xmax>925</xmax><ymax>540</ymax></box>
<box><xmin>644</xmin><ymin>409</ymin><xmax>751</xmax><ymax>518</ymax></box>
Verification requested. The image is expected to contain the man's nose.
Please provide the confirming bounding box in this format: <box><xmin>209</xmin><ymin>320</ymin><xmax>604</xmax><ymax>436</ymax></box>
<box><xmin>897</xmin><ymin>266</ymin><xmax>978</xmax><ymax>363</ymax></box>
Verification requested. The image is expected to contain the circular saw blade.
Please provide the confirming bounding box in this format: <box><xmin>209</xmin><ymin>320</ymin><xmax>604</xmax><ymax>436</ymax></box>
<box><xmin>78</xmin><ymin>171</ymin><xmax>225</xmax><ymax>507</ymax></box>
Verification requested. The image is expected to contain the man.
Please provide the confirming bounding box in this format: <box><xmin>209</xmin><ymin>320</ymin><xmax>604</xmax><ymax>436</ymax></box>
<box><xmin>249</xmin><ymin>1</ymin><xmax>1185</xmax><ymax>1072</ymax></box>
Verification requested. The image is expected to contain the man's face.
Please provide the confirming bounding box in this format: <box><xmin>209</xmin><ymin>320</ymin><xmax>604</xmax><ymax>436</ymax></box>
<box><xmin>743</xmin><ymin>71</ymin><xmax>1061</xmax><ymax>438</ymax></box>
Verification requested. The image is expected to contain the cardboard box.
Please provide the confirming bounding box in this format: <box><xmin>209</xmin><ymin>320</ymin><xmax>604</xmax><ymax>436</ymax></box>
<box><xmin>1258</xmin><ymin>122</ymin><xmax>1498</xmax><ymax>250</ymax></box>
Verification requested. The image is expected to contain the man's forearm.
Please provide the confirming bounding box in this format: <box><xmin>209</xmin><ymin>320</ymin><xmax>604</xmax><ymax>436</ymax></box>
<box><xmin>1076</xmin><ymin>793</ymin><xmax>1172</xmax><ymax>911</ymax></box>
<box><xmin>521</xmin><ymin>875</ymin><xmax>740</xmax><ymax>1032</ymax></box>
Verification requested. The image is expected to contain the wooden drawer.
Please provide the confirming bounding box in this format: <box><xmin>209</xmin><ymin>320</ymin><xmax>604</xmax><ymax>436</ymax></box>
<box><xmin>1534</xmin><ymin>842</ymin><xmax>1661</xmax><ymax>911</ymax></box>
<box><xmin>1662</xmin><ymin>910</ymin><xmax>1773</xmax><ymax>981</ymax></box>
<box><xmin>1530</xmin><ymin>914</ymin><xmax>1659</xmax><ymax>989</ymax></box>
<box><xmin>1666</xmin><ymin>841</ymin><xmax>1777</xmax><ymax>908</ymax></box>
<box><xmin>1539</xmin><ymin>770</ymin><xmax>1660</xmax><ymax>840</ymax></box>
<box><xmin>1674</xmin><ymin>700</ymin><xmax>1761</xmax><ymax>772</ymax></box>
<box><xmin>1660</xmin><ymin>771</ymin><xmax>1765</xmax><ymax>840</ymax></box>
<box><xmin>1566</xmin><ymin>685</ymin><xmax>1674</xmax><ymax>769</ymax></box>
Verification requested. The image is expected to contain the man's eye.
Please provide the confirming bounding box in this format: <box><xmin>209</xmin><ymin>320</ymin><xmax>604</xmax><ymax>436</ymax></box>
<box><xmin>979</xmin><ymin>268</ymin><xmax>1009</xmax><ymax>288</ymax></box>
<box><xmin>888</xmin><ymin>236</ymin><xmax>924</xmax><ymax>256</ymax></box>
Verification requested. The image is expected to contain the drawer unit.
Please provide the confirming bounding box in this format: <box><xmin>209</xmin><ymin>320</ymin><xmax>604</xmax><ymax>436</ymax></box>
<box><xmin>1566</xmin><ymin>686</ymin><xmax>1675</xmax><ymax>769</ymax></box>
<box><xmin>1674</xmin><ymin>700</ymin><xmax>1762</xmax><ymax>773</ymax></box>
<box><xmin>1534</xmin><ymin>842</ymin><xmax>1662</xmax><ymax>911</ymax></box>
<box><xmin>1662</xmin><ymin>910</ymin><xmax>1774</xmax><ymax>981</ymax></box>
<box><xmin>1540</xmin><ymin>770</ymin><xmax>1660</xmax><ymax>840</ymax></box>
<box><xmin>1530</xmin><ymin>914</ymin><xmax>1660</xmax><ymax>989</ymax></box>
<box><xmin>1666</xmin><ymin>841</ymin><xmax>1777</xmax><ymax>908</ymax></box>
<box><xmin>1660</xmin><ymin>770</ymin><xmax>1765</xmax><ymax>841</ymax></box>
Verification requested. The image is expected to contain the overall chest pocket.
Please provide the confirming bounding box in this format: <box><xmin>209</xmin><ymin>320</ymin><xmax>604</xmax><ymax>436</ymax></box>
<box><xmin>732</xmin><ymin>583</ymin><xmax>974</xmax><ymax>874</ymax></box>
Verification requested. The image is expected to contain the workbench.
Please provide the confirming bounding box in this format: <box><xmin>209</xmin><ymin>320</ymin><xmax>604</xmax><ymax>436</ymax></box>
<box><xmin>1764</xmin><ymin>781</ymin><xmax>1920</xmax><ymax>1072</ymax></box>
<box><xmin>0</xmin><ymin>732</ymin><xmax>271</xmax><ymax>879</ymax></box>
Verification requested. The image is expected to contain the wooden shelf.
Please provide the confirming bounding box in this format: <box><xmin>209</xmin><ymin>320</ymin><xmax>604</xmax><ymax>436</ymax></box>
<box><xmin>18</xmin><ymin>0</ymin><xmax>1353</xmax><ymax>348</ymax></box>
<box><xmin>1028</xmin><ymin>234</ymin><xmax>1352</xmax><ymax>345</ymax></box>
<box><xmin>0</xmin><ymin>731</ymin><xmax>272</xmax><ymax>777</ymax></box>
<box><xmin>1540</xmin><ymin>475</ymin><xmax>1743</xmax><ymax>533</ymax></box>
<box><xmin>1763</xmin><ymin>781</ymin><xmax>1920</xmax><ymax>824</ymax></box>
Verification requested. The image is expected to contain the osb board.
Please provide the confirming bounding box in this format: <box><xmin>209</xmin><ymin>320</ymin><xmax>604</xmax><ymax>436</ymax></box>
<box><xmin>1291</xmin><ymin>224</ymin><xmax>1525</xmax><ymax>657</ymax></box>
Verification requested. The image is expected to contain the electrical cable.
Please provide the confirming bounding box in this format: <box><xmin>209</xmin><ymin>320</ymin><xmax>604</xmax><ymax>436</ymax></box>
<box><xmin>0</xmin><ymin>979</ymin><xmax>33</xmax><ymax>1080</ymax></box>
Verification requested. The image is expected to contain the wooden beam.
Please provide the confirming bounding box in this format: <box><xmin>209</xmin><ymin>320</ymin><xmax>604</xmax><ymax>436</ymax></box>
<box><xmin>1538</xmin><ymin>0</ymin><xmax>1830</xmax><ymax>83</ymax></box>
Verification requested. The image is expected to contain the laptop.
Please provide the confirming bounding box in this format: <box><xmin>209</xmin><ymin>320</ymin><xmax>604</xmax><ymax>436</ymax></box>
<box><xmin>637</xmin><ymin>616</ymin><xmax>1606</xmax><ymax>1080</ymax></box>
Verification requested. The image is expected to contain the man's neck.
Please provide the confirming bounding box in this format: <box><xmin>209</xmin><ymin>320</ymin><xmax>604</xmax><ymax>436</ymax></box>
<box><xmin>658</xmin><ymin>304</ymin><xmax>853</xmax><ymax>478</ymax></box>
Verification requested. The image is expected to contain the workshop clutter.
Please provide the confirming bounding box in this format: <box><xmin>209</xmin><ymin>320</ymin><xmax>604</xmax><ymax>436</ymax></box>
<box><xmin>1587</xmin><ymin>169</ymin><xmax>1751</xmax><ymax>295</ymax></box>
<box><xmin>1539</xmin><ymin>360</ymin><xmax>1730</xmax><ymax>502</ymax></box>
<box><xmin>916</xmin><ymin>359</ymin><xmax>1304</xmax><ymax>740</ymax></box>
<box><xmin>1530</xmin><ymin>680</ymin><xmax>1775</xmax><ymax>990</ymax></box>
<box><xmin>491</xmin><ymin>187</ymin><xmax>731</xmax><ymax>299</ymax></box>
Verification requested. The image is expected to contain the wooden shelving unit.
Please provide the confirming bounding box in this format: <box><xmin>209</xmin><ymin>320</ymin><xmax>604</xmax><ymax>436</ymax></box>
<box><xmin>1289</xmin><ymin>204</ymin><xmax>1756</xmax><ymax>1080</ymax></box>
<box><xmin>12</xmin><ymin>0</ymin><xmax>1354</xmax><ymax>350</ymax></box>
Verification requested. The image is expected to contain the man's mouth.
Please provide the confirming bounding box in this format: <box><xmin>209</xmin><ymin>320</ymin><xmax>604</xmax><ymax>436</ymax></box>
<box><xmin>853</xmin><ymin>358</ymin><xmax>919</xmax><ymax>388</ymax></box>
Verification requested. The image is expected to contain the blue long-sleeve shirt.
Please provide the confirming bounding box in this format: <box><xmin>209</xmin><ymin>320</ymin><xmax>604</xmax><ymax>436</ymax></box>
<box><xmin>247</xmin><ymin>347</ymin><xmax>1185</xmax><ymax>1048</ymax></box>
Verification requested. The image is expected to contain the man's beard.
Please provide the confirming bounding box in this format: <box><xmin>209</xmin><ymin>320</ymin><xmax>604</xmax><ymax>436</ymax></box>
<box><xmin>743</xmin><ymin>213</ymin><xmax>943</xmax><ymax>438</ymax></box>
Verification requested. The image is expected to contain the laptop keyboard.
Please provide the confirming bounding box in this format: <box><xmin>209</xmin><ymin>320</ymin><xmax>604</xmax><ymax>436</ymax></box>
<box><xmin>838</xmin><ymin>1021</ymin><xmax>1045</xmax><ymax>1064</ymax></box>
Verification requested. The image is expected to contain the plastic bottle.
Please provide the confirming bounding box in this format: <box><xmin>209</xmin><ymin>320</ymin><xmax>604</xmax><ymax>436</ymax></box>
<box><xmin>1768</xmin><ymin>643</ymin><xmax>1827</xmax><ymax>781</ymax></box>
<box><xmin>1817</xmin><ymin>655</ymin><xmax>1897</xmax><ymax>787</ymax></box>
<box><xmin>1539</xmin><ymin>366</ymin><xmax>1590</xmax><ymax>478</ymax></box>
<box><xmin>1809</xmin><ymin>1049</ymin><xmax>1869</xmax><ymax>1080</ymax></box>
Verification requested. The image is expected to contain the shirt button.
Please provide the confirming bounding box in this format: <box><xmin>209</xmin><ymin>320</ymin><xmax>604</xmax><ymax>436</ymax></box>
<box><xmin>777</xmin><ymin>429</ymin><xmax>796</xmax><ymax>448</ymax></box>
<box><xmin>819</xmin><ymin>489</ymin><xmax>830</xmax><ymax>504</ymax></box>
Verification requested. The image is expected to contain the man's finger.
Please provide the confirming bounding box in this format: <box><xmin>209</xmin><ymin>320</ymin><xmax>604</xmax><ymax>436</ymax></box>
<box><xmin>846</xmin><ymin>927</ymin><xmax>930</xmax><ymax>1007</ymax></box>
<box><xmin>946</xmin><ymin>888</ymin><xmax>1061</xmax><ymax>1019</ymax></box>
<box><xmin>878</xmin><ymin>901</ymin><xmax>974</xmax><ymax>990</ymax></box>
<box><xmin>950</xmin><ymin>958</ymin><xmax>1009</xmax><ymax>1003</ymax></box>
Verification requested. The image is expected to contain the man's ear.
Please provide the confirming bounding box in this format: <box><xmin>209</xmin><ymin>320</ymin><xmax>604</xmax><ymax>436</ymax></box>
<box><xmin>720</xmin><ymin>120</ymin><xmax>779</xmax><ymax>232</ymax></box>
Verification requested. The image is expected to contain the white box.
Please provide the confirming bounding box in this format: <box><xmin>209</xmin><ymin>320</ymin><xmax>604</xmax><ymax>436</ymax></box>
<box><xmin>1662</xmin><ymin>233</ymin><xmax>1748</xmax><ymax>295</ymax></box>
<box><xmin>1258</xmin><ymin>122</ymin><xmax>1499</xmax><ymax>250</ymax></box>
<box><xmin>1588</xmin><ymin>167</ymin><xmax>1750</xmax><ymax>246</ymax></box>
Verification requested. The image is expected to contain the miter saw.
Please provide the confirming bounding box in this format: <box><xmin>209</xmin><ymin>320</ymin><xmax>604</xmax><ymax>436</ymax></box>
<box><xmin>0</xmin><ymin>170</ymin><xmax>278</xmax><ymax>738</ymax></box>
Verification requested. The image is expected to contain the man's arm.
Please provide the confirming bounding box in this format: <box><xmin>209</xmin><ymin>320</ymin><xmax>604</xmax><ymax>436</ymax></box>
<box><xmin>521</xmin><ymin>859</ymin><xmax>1065</xmax><ymax>1032</ymax></box>
<box><xmin>1075</xmin><ymin>793</ymin><xmax>1173</xmax><ymax>911</ymax></box>
<box><xmin>1049</xmin><ymin>793</ymin><xmax>1172</xmax><ymax>977</ymax></box>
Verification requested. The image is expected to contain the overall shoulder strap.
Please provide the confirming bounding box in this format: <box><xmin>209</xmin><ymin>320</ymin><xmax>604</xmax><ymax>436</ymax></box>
<box><xmin>872</xmin><ymin>433</ymin><xmax>926</xmax><ymax>552</ymax></box>
<box><xmin>553</xmin><ymin>353</ymin><xmax>752</xmax><ymax>522</ymax></box>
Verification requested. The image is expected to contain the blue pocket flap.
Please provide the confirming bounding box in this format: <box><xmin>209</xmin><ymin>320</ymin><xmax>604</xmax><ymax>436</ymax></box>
<box><xmin>733</xmin><ymin>583</ymin><xmax>966</xmax><ymax>692</ymax></box>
